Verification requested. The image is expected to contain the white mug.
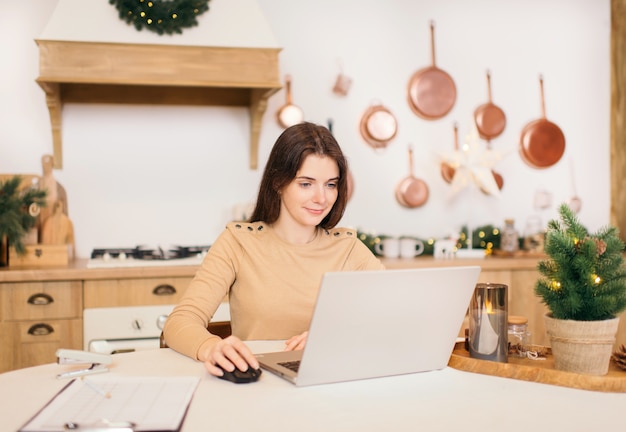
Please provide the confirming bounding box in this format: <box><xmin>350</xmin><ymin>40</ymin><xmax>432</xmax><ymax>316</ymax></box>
<box><xmin>374</xmin><ymin>237</ymin><xmax>400</xmax><ymax>258</ymax></box>
<box><xmin>399</xmin><ymin>237</ymin><xmax>425</xmax><ymax>258</ymax></box>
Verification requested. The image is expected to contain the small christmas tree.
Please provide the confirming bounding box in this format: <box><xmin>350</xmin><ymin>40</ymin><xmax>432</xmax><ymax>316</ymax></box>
<box><xmin>535</xmin><ymin>203</ymin><xmax>626</xmax><ymax>321</ymax></box>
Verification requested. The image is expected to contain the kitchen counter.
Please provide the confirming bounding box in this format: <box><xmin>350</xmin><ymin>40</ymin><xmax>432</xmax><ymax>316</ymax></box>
<box><xmin>0</xmin><ymin>258</ymin><xmax>198</xmax><ymax>282</ymax></box>
<box><xmin>3</xmin><ymin>254</ymin><xmax>626</xmax><ymax>373</ymax></box>
<box><xmin>0</xmin><ymin>255</ymin><xmax>541</xmax><ymax>282</ymax></box>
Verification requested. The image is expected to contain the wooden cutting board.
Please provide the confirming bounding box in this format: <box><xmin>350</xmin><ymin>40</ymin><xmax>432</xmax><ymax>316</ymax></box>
<box><xmin>40</xmin><ymin>202</ymin><xmax>73</xmax><ymax>243</ymax></box>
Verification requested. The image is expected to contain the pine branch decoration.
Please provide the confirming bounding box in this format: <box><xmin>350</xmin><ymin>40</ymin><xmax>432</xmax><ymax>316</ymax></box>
<box><xmin>0</xmin><ymin>176</ymin><xmax>47</xmax><ymax>255</ymax></box>
<box><xmin>109</xmin><ymin>0</ymin><xmax>211</xmax><ymax>36</ymax></box>
<box><xmin>535</xmin><ymin>203</ymin><xmax>626</xmax><ymax>321</ymax></box>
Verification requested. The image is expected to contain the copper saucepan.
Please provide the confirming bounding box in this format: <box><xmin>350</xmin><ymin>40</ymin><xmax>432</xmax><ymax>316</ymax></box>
<box><xmin>474</xmin><ymin>70</ymin><xmax>506</xmax><ymax>140</ymax></box>
<box><xmin>396</xmin><ymin>145</ymin><xmax>429</xmax><ymax>208</ymax></box>
<box><xmin>441</xmin><ymin>122</ymin><xmax>458</xmax><ymax>184</ymax></box>
<box><xmin>359</xmin><ymin>103</ymin><xmax>398</xmax><ymax>150</ymax></box>
<box><xmin>407</xmin><ymin>21</ymin><xmax>457</xmax><ymax>120</ymax></box>
<box><xmin>276</xmin><ymin>75</ymin><xmax>304</xmax><ymax>129</ymax></box>
<box><xmin>519</xmin><ymin>75</ymin><xmax>565</xmax><ymax>169</ymax></box>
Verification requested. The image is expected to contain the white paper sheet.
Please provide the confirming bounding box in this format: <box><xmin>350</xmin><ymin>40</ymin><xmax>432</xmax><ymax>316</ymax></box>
<box><xmin>20</xmin><ymin>376</ymin><xmax>200</xmax><ymax>432</ymax></box>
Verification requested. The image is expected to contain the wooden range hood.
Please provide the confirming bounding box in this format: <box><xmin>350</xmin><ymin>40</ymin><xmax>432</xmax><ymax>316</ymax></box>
<box><xmin>36</xmin><ymin>39</ymin><xmax>282</xmax><ymax>170</ymax></box>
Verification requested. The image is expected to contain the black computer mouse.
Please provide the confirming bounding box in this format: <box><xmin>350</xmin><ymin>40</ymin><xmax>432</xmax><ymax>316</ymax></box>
<box><xmin>216</xmin><ymin>365</ymin><xmax>262</xmax><ymax>384</ymax></box>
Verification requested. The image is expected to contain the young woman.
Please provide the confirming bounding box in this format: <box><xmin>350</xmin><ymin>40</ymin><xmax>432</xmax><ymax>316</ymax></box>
<box><xmin>163</xmin><ymin>122</ymin><xmax>384</xmax><ymax>377</ymax></box>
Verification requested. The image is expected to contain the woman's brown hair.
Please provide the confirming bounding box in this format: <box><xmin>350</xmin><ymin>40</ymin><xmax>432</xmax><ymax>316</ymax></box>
<box><xmin>249</xmin><ymin>122</ymin><xmax>348</xmax><ymax>229</ymax></box>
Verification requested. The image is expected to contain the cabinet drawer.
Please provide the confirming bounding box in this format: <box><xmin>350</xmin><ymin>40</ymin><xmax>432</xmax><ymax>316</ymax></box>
<box><xmin>0</xmin><ymin>319</ymin><xmax>82</xmax><ymax>373</ymax></box>
<box><xmin>84</xmin><ymin>277</ymin><xmax>192</xmax><ymax>308</ymax></box>
<box><xmin>0</xmin><ymin>281</ymin><xmax>82</xmax><ymax>321</ymax></box>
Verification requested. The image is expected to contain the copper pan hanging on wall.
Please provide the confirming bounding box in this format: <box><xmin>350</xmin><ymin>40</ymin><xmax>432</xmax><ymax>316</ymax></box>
<box><xmin>519</xmin><ymin>75</ymin><xmax>565</xmax><ymax>169</ymax></box>
<box><xmin>359</xmin><ymin>102</ymin><xmax>398</xmax><ymax>150</ymax></box>
<box><xmin>407</xmin><ymin>21</ymin><xmax>457</xmax><ymax>120</ymax></box>
<box><xmin>395</xmin><ymin>145</ymin><xmax>429</xmax><ymax>208</ymax></box>
<box><xmin>474</xmin><ymin>70</ymin><xmax>506</xmax><ymax>140</ymax></box>
<box><xmin>440</xmin><ymin>122</ymin><xmax>458</xmax><ymax>183</ymax></box>
<box><xmin>276</xmin><ymin>74</ymin><xmax>304</xmax><ymax>129</ymax></box>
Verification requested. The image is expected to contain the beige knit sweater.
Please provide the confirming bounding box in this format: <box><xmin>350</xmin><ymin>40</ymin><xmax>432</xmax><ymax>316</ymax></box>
<box><xmin>163</xmin><ymin>222</ymin><xmax>384</xmax><ymax>360</ymax></box>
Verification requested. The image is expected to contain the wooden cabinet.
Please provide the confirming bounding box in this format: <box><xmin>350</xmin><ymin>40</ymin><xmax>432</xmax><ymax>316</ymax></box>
<box><xmin>0</xmin><ymin>281</ymin><xmax>82</xmax><ymax>373</ymax></box>
<box><xmin>0</xmin><ymin>262</ymin><xmax>199</xmax><ymax>372</ymax></box>
<box><xmin>84</xmin><ymin>277</ymin><xmax>192</xmax><ymax>308</ymax></box>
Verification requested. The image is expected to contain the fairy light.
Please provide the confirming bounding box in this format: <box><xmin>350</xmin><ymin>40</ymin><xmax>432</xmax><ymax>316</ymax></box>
<box><xmin>593</xmin><ymin>274</ymin><xmax>601</xmax><ymax>284</ymax></box>
<box><xmin>550</xmin><ymin>280</ymin><xmax>561</xmax><ymax>291</ymax></box>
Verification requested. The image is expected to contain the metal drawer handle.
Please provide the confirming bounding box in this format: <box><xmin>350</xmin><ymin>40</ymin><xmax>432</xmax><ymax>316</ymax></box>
<box><xmin>27</xmin><ymin>293</ymin><xmax>54</xmax><ymax>305</ymax></box>
<box><xmin>27</xmin><ymin>323</ymin><xmax>54</xmax><ymax>336</ymax></box>
<box><xmin>153</xmin><ymin>284</ymin><xmax>177</xmax><ymax>296</ymax></box>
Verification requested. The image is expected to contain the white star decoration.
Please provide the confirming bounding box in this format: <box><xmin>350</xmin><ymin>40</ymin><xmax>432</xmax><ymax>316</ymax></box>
<box><xmin>440</xmin><ymin>125</ymin><xmax>509</xmax><ymax>199</ymax></box>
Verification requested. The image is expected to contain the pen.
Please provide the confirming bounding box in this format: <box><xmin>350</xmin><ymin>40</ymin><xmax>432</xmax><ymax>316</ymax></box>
<box><xmin>82</xmin><ymin>378</ymin><xmax>111</xmax><ymax>398</ymax></box>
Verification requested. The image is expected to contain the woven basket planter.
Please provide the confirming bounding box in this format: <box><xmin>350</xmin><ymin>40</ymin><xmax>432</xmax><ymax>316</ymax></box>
<box><xmin>544</xmin><ymin>314</ymin><xmax>620</xmax><ymax>376</ymax></box>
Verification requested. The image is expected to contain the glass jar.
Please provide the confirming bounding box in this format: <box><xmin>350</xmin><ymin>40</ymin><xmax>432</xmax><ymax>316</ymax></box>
<box><xmin>508</xmin><ymin>315</ymin><xmax>530</xmax><ymax>358</ymax></box>
<box><xmin>500</xmin><ymin>219</ymin><xmax>519</xmax><ymax>253</ymax></box>
<box><xmin>523</xmin><ymin>215</ymin><xmax>544</xmax><ymax>253</ymax></box>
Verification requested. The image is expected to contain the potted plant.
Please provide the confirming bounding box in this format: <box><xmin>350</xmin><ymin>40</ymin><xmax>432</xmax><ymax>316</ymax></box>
<box><xmin>535</xmin><ymin>203</ymin><xmax>626</xmax><ymax>375</ymax></box>
<box><xmin>0</xmin><ymin>175</ymin><xmax>47</xmax><ymax>265</ymax></box>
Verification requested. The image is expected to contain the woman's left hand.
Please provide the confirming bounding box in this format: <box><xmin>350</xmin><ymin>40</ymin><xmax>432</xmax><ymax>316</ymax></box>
<box><xmin>284</xmin><ymin>331</ymin><xmax>308</xmax><ymax>351</ymax></box>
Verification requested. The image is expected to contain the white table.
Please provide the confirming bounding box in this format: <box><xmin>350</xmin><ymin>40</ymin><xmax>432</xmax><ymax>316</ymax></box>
<box><xmin>1</xmin><ymin>341</ymin><xmax>624</xmax><ymax>432</ymax></box>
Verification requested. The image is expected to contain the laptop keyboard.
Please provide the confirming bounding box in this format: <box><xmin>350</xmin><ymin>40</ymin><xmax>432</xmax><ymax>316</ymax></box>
<box><xmin>278</xmin><ymin>360</ymin><xmax>301</xmax><ymax>373</ymax></box>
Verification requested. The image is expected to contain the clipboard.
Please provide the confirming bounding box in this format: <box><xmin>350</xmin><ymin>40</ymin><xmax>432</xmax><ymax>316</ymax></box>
<box><xmin>19</xmin><ymin>376</ymin><xmax>200</xmax><ymax>432</ymax></box>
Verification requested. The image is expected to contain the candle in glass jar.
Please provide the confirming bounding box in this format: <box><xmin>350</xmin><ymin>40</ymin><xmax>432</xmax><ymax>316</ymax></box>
<box><xmin>469</xmin><ymin>283</ymin><xmax>508</xmax><ymax>363</ymax></box>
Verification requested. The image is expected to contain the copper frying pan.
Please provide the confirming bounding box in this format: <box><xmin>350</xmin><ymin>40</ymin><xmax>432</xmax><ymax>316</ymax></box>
<box><xmin>276</xmin><ymin>75</ymin><xmax>304</xmax><ymax>128</ymax></box>
<box><xmin>474</xmin><ymin>70</ymin><xmax>506</xmax><ymax>140</ymax></box>
<box><xmin>441</xmin><ymin>122</ymin><xmax>458</xmax><ymax>183</ymax></box>
<box><xmin>359</xmin><ymin>103</ymin><xmax>398</xmax><ymax>150</ymax></box>
<box><xmin>519</xmin><ymin>75</ymin><xmax>565</xmax><ymax>169</ymax></box>
<box><xmin>407</xmin><ymin>21</ymin><xmax>457</xmax><ymax>120</ymax></box>
<box><xmin>396</xmin><ymin>145</ymin><xmax>429</xmax><ymax>208</ymax></box>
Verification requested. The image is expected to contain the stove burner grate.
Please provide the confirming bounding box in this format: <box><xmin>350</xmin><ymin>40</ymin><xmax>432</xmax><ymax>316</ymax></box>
<box><xmin>90</xmin><ymin>245</ymin><xmax>211</xmax><ymax>261</ymax></box>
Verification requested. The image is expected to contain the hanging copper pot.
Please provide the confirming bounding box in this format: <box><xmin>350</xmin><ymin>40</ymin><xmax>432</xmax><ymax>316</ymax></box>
<box><xmin>441</xmin><ymin>122</ymin><xmax>458</xmax><ymax>184</ymax></box>
<box><xmin>276</xmin><ymin>75</ymin><xmax>304</xmax><ymax>129</ymax></box>
<box><xmin>395</xmin><ymin>145</ymin><xmax>429</xmax><ymax>208</ymax></box>
<box><xmin>359</xmin><ymin>103</ymin><xmax>398</xmax><ymax>150</ymax></box>
<box><xmin>519</xmin><ymin>75</ymin><xmax>565</xmax><ymax>169</ymax></box>
<box><xmin>474</xmin><ymin>70</ymin><xmax>506</xmax><ymax>140</ymax></box>
<box><xmin>407</xmin><ymin>21</ymin><xmax>457</xmax><ymax>120</ymax></box>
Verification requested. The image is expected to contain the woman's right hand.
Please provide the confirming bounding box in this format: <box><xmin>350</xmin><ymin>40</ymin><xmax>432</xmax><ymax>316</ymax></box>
<box><xmin>201</xmin><ymin>335</ymin><xmax>260</xmax><ymax>377</ymax></box>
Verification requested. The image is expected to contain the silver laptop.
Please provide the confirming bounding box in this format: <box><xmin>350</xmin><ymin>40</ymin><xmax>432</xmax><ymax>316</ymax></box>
<box><xmin>256</xmin><ymin>266</ymin><xmax>481</xmax><ymax>386</ymax></box>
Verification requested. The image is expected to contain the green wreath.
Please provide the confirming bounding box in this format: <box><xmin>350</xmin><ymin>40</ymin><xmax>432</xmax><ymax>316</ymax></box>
<box><xmin>109</xmin><ymin>0</ymin><xmax>211</xmax><ymax>35</ymax></box>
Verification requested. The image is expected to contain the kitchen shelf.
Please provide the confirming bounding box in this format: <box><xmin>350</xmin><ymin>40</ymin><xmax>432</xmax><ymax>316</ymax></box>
<box><xmin>36</xmin><ymin>40</ymin><xmax>282</xmax><ymax>170</ymax></box>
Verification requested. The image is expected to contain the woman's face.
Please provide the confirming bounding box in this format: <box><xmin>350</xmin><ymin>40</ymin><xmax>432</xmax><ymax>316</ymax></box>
<box><xmin>279</xmin><ymin>154</ymin><xmax>339</xmax><ymax>229</ymax></box>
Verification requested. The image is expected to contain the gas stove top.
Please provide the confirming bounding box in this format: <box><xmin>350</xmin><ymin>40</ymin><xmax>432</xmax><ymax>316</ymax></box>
<box><xmin>87</xmin><ymin>245</ymin><xmax>210</xmax><ymax>269</ymax></box>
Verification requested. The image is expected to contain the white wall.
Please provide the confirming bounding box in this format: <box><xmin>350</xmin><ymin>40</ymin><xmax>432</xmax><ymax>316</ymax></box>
<box><xmin>0</xmin><ymin>0</ymin><xmax>610</xmax><ymax>258</ymax></box>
